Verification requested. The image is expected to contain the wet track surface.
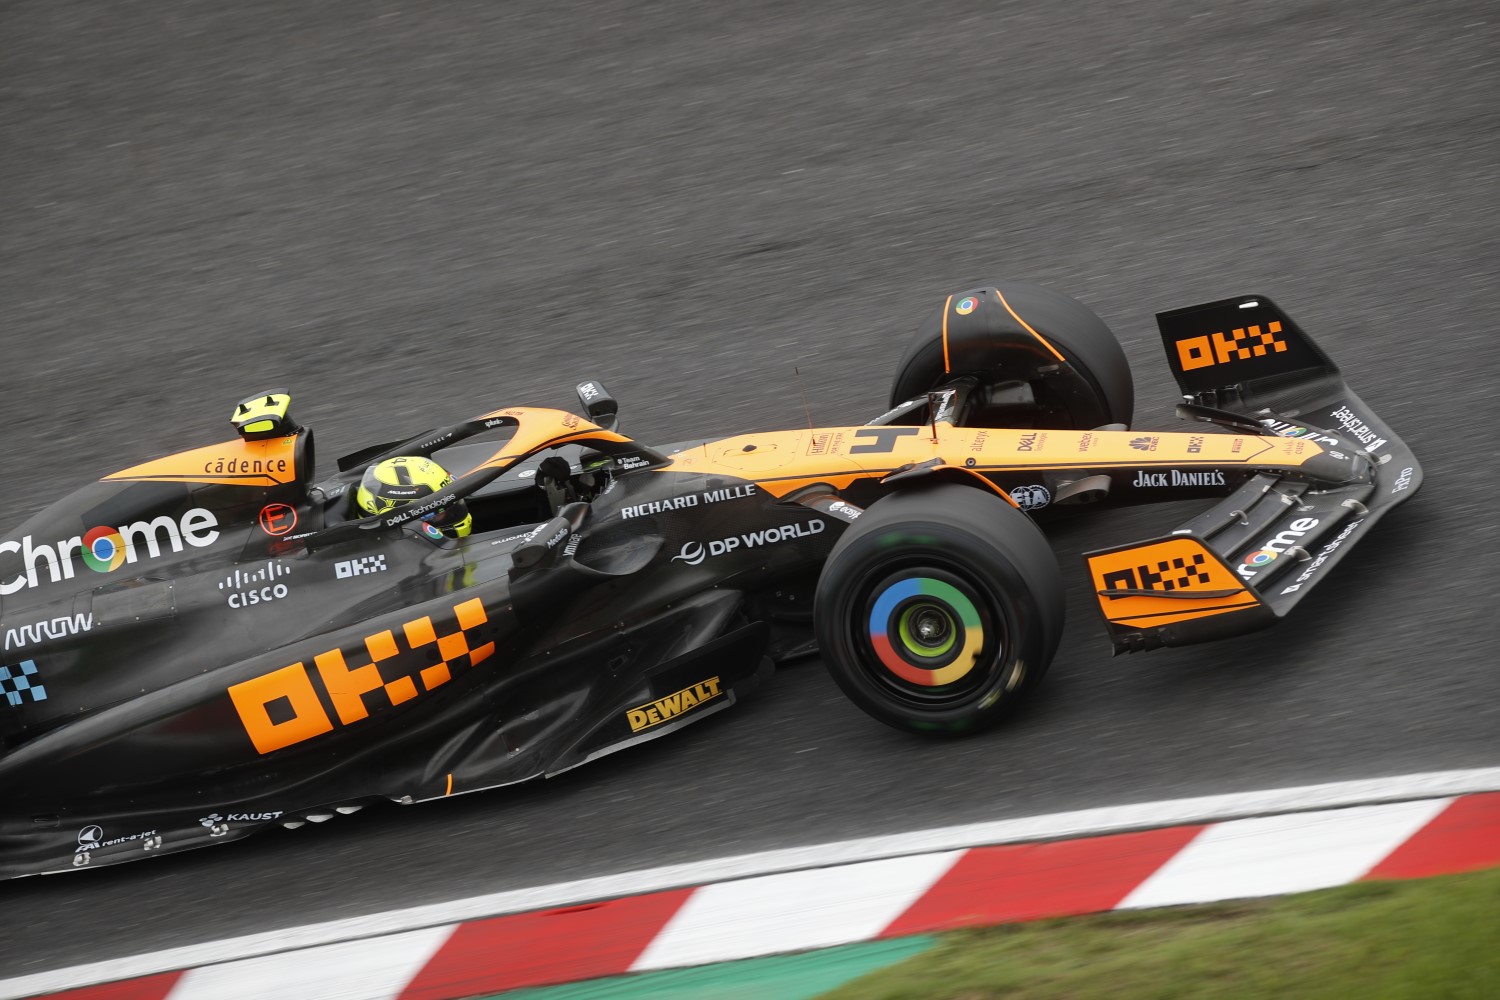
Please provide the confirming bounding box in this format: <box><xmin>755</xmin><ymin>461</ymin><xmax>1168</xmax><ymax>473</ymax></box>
<box><xmin>1</xmin><ymin>0</ymin><xmax>1497</xmax><ymax>976</ymax></box>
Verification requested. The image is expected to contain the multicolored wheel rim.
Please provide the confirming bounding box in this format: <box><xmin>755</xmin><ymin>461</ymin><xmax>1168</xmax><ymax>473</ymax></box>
<box><xmin>80</xmin><ymin>525</ymin><xmax>127</xmax><ymax>573</ymax></box>
<box><xmin>867</xmin><ymin>575</ymin><xmax>988</xmax><ymax>687</ymax></box>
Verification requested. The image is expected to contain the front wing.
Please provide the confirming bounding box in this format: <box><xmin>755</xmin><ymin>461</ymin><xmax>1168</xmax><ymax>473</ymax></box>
<box><xmin>1085</xmin><ymin>295</ymin><xmax>1421</xmax><ymax>653</ymax></box>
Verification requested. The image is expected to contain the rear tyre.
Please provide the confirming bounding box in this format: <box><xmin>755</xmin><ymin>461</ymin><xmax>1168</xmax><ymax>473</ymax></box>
<box><xmin>814</xmin><ymin>484</ymin><xmax>1064</xmax><ymax>735</ymax></box>
<box><xmin>889</xmin><ymin>281</ymin><xmax>1134</xmax><ymax>430</ymax></box>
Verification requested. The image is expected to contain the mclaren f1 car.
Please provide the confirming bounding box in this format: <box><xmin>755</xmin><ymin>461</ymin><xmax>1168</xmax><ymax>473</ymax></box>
<box><xmin>0</xmin><ymin>282</ymin><xmax>1421</xmax><ymax>877</ymax></box>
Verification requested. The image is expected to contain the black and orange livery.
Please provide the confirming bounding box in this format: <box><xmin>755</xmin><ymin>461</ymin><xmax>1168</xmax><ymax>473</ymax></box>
<box><xmin>0</xmin><ymin>284</ymin><xmax>1419</xmax><ymax>878</ymax></box>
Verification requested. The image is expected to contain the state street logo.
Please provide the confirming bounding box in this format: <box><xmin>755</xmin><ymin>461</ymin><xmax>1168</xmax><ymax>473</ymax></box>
<box><xmin>1009</xmin><ymin>485</ymin><xmax>1051</xmax><ymax>511</ymax></box>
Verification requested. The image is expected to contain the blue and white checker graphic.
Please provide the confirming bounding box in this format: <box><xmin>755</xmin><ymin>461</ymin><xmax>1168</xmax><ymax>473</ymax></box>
<box><xmin>0</xmin><ymin>659</ymin><xmax>46</xmax><ymax>706</ymax></box>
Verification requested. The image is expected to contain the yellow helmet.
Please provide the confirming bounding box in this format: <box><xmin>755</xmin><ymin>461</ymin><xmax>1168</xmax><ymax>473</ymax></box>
<box><xmin>355</xmin><ymin>456</ymin><xmax>473</xmax><ymax>538</ymax></box>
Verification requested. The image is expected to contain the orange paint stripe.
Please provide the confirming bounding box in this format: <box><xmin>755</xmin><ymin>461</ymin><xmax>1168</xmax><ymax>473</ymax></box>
<box><xmin>941</xmin><ymin>294</ymin><xmax>954</xmax><ymax>373</ymax></box>
<box><xmin>994</xmin><ymin>288</ymin><xmax>1067</xmax><ymax>363</ymax></box>
<box><xmin>1101</xmin><ymin>601</ymin><xmax>1259</xmax><ymax>628</ymax></box>
<box><xmin>445</xmin><ymin>773</ymin><xmax>454</xmax><ymax>796</ymax></box>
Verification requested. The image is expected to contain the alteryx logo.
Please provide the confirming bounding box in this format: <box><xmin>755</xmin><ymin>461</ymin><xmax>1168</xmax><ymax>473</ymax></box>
<box><xmin>1</xmin><ymin>508</ymin><xmax>220</xmax><ymax>595</ymax></box>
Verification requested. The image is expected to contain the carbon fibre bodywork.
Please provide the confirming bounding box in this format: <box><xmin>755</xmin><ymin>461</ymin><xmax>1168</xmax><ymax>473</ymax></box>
<box><xmin>0</xmin><ymin>291</ymin><xmax>1420</xmax><ymax>878</ymax></box>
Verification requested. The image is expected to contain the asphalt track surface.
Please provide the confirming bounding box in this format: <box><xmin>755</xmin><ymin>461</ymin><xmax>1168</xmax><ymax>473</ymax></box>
<box><xmin>1</xmin><ymin>0</ymin><xmax>1496</xmax><ymax>978</ymax></box>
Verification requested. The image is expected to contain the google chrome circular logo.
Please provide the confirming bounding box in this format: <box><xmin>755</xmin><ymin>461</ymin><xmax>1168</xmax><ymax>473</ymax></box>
<box><xmin>1242</xmin><ymin>549</ymin><xmax>1278</xmax><ymax>569</ymax></box>
<box><xmin>955</xmin><ymin>296</ymin><xmax>978</xmax><ymax>315</ymax></box>
<box><xmin>80</xmin><ymin>526</ymin><xmax>127</xmax><ymax>573</ymax></box>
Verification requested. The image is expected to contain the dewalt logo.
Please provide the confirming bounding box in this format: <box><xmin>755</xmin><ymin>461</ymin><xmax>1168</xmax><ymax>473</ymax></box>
<box><xmin>1176</xmin><ymin>321</ymin><xmax>1289</xmax><ymax>371</ymax></box>
<box><xmin>627</xmin><ymin>677</ymin><xmax>722</xmax><ymax>732</ymax></box>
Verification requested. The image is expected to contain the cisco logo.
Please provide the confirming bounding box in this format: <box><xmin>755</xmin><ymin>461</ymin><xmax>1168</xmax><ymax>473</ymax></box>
<box><xmin>219</xmin><ymin>560</ymin><xmax>292</xmax><ymax>609</ymax></box>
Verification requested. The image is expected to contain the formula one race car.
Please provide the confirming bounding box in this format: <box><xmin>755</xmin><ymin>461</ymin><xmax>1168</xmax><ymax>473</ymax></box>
<box><xmin>0</xmin><ymin>282</ymin><xmax>1420</xmax><ymax>877</ymax></box>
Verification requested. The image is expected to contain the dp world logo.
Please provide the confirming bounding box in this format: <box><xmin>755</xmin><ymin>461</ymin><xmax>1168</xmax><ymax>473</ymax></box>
<box><xmin>672</xmin><ymin>541</ymin><xmax>706</xmax><ymax>566</ymax></box>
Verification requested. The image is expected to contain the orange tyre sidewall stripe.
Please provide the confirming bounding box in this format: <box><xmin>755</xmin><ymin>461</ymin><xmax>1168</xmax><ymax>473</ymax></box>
<box><xmin>994</xmin><ymin>288</ymin><xmax>1067</xmax><ymax>363</ymax></box>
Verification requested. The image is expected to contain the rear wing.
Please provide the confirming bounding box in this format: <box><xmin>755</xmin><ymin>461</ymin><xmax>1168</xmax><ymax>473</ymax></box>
<box><xmin>1085</xmin><ymin>295</ymin><xmax>1422</xmax><ymax>654</ymax></box>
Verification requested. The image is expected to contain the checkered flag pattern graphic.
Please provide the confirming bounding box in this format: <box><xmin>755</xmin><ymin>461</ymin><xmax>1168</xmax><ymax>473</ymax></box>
<box><xmin>0</xmin><ymin>659</ymin><xmax>47</xmax><ymax>705</ymax></box>
<box><xmin>1166</xmin><ymin>553</ymin><xmax>1213</xmax><ymax>590</ymax></box>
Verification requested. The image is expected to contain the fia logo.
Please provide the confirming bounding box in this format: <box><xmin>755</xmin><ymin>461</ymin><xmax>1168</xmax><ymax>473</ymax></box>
<box><xmin>1009</xmin><ymin>485</ymin><xmax>1051</xmax><ymax>511</ymax></box>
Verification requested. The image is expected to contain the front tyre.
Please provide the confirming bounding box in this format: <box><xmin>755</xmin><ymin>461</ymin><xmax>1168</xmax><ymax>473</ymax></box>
<box><xmin>814</xmin><ymin>484</ymin><xmax>1064</xmax><ymax>736</ymax></box>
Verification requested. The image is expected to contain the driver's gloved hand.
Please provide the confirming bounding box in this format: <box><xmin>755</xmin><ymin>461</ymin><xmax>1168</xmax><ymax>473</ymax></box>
<box><xmin>536</xmin><ymin>456</ymin><xmax>575</xmax><ymax>513</ymax></box>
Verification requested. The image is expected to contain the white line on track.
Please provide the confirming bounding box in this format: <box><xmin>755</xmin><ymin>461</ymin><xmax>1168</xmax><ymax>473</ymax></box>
<box><xmin>3</xmin><ymin>766</ymin><xmax>1499</xmax><ymax>1000</ymax></box>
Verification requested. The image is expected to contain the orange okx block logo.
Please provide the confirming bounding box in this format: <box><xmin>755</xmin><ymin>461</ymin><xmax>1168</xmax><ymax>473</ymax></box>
<box><xmin>1176</xmin><ymin>321</ymin><xmax>1288</xmax><ymax>371</ymax></box>
<box><xmin>228</xmin><ymin>598</ymin><xmax>494</xmax><ymax>754</ymax></box>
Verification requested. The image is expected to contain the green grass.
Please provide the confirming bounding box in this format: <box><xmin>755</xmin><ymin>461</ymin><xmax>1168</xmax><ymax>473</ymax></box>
<box><xmin>818</xmin><ymin>868</ymin><xmax>1500</xmax><ymax>1000</ymax></box>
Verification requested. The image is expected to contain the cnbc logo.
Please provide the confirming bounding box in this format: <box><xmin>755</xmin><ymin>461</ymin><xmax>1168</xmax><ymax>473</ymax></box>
<box><xmin>1</xmin><ymin>508</ymin><xmax>220</xmax><ymax>596</ymax></box>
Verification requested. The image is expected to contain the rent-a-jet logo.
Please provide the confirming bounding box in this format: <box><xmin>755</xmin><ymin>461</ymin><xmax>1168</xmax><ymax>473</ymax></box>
<box><xmin>1</xmin><ymin>508</ymin><xmax>220</xmax><ymax>595</ymax></box>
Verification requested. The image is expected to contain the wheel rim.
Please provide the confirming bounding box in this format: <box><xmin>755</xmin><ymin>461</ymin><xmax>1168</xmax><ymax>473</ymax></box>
<box><xmin>864</xmin><ymin>571</ymin><xmax>998</xmax><ymax>694</ymax></box>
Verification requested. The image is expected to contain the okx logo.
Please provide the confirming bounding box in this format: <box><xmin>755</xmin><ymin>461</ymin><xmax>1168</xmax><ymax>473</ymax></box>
<box><xmin>1</xmin><ymin>508</ymin><xmax>220</xmax><ymax>596</ymax></box>
<box><xmin>228</xmin><ymin>598</ymin><xmax>495</xmax><ymax>754</ymax></box>
<box><xmin>1101</xmin><ymin>553</ymin><xmax>1214</xmax><ymax>595</ymax></box>
<box><xmin>1176</xmin><ymin>321</ymin><xmax>1289</xmax><ymax>371</ymax></box>
<box><xmin>335</xmin><ymin>555</ymin><xmax>387</xmax><ymax>579</ymax></box>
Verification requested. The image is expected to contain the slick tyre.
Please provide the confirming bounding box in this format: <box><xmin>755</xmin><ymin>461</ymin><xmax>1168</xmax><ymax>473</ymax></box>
<box><xmin>814</xmin><ymin>484</ymin><xmax>1064</xmax><ymax>736</ymax></box>
<box><xmin>889</xmin><ymin>281</ymin><xmax>1134</xmax><ymax>430</ymax></box>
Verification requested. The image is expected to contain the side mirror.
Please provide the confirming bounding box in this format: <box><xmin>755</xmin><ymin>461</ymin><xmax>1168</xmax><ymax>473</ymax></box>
<box><xmin>575</xmin><ymin>380</ymin><xmax>620</xmax><ymax>431</ymax></box>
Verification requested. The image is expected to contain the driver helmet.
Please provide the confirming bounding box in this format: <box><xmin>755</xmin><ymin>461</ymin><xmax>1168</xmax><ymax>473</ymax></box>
<box><xmin>355</xmin><ymin>456</ymin><xmax>473</xmax><ymax>538</ymax></box>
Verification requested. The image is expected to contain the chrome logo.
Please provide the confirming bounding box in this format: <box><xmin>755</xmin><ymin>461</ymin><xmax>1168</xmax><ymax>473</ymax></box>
<box><xmin>955</xmin><ymin>296</ymin><xmax>978</xmax><ymax>315</ymax></box>
<box><xmin>1242</xmin><ymin>549</ymin><xmax>1278</xmax><ymax>569</ymax></box>
<box><xmin>419</xmin><ymin>521</ymin><xmax>445</xmax><ymax>541</ymax></box>
<box><xmin>80</xmin><ymin>526</ymin><xmax>127</xmax><ymax>573</ymax></box>
<box><xmin>868</xmin><ymin>577</ymin><xmax>986</xmax><ymax>687</ymax></box>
